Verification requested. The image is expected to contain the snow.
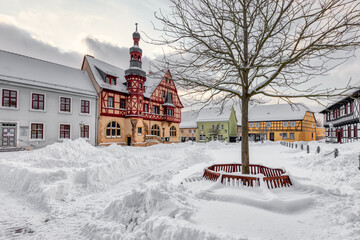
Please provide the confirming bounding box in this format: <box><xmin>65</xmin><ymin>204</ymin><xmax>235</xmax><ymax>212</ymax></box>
<box><xmin>85</xmin><ymin>55</ymin><xmax>164</xmax><ymax>98</ymax></box>
<box><xmin>0</xmin><ymin>139</ymin><xmax>360</xmax><ymax>239</ymax></box>
<box><xmin>0</xmin><ymin>50</ymin><xmax>97</xmax><ymax>96</ymax></box>
<box><xmin>248</xmin><ymin>104</ymin><xmax>310</xmax><ymax>122</ymax></box>
<box><xmin>196</xmin><ymin>105</ymin><xmax>234</xmax><ymax>122</ymax></box>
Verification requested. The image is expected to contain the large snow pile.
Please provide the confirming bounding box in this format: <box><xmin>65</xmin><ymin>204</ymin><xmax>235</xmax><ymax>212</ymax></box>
<box><xmin>0</xmin><ymin>139</ymin><xmax>211</xmax><ymax>211</ymax></box>
<box><xmin>1</xmin><ymin>140</ymin><xmax>360</xmax><ymax>239</ymax></box>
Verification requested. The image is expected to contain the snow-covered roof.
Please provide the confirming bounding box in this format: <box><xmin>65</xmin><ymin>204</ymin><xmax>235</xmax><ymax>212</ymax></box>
<box><xmin>0</xmin><ymin>50</ymin><xmax>97</xmax><ymax>96</ymax></box>
<box><xmin>85</xmin><ymin>56</ymin><xmax>164</xmax><ymax>98</ymax></box>
<box><xmin>320</xmin><ymin>81</ymin><xmax>360</xmax><ymax>113</ymax></box>
<box><xmin>85</xmin><ymin>55</ymin><xmax>128</xmax><ymax>94</ymax></box>
<box><xmin>180</xmin><ymin>105</ymin><xmax>237</xmax><ymax>128</ymax></box>
<box><xmin>248</xmin><ymin>104</ymin><xmax>310</xmax><ymax>122</ymax></box>
<box><xmin>180</xmin><ymin>110</ymin><xmax>199</xmax><ymax>128</ymax></box>
<box><xmin>197</xmin><ymin>105</ymin><xmax>234</xmax><ymax>122</ymax></box>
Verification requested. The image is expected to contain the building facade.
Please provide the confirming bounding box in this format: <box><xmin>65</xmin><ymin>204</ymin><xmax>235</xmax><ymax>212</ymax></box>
<box><xmin>81</xmin><ymin>25</ymin><xmax>183</xmax><ymax>146</ymax></box>
<box><xmin>180</xmin><ymin>106</ymin><xmax>238</xmax><ymax>143</ymax></box>
<box><xmin>248</xmin><ymin>104</ymin><xmax>317</xmax><ymax>142</ymax></box>
<box><xmin>320</xmin><ymin>90</ymin><xmax>360</xmax><ymax>143</ymax></box>
<box><xmin>0</xmin><ymin>50</ymin><xmax>98</xmax><ymax>149</ymax></box>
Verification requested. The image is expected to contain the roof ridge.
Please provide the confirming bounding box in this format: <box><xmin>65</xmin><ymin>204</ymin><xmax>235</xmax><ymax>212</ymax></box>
<box><xmin>0</xmin><ymin>49</ymin><xmax>83</xmax><ymax>71</ymax></box>
<box><xmin>85</xmin><ymin>55</ymin><xmax>125</xmax><ymax>71</ymax></box>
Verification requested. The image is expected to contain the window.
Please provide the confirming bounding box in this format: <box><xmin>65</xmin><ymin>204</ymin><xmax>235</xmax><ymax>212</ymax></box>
<box><xmin>143</xmin><ymin>103</ymin><xmax>149</xmax><ymax>112</ymax></box>
<box><xmin>128</xmin><ymin>82</ymin><xmax>131</xmax><ymax>88</ymax></box>
<box><xmin>282</xmin><ymin>133</ymin><xmax>288</xmax><ymax>139</ymax></box>
<box><xmin>189</xmin><ymin>129</ymin><xmax>191</xmax><ymax>133</ymax></box>
<box><xmin>80</xmin><ymin>124</ymin><xmax>89</xmax><ymax>139</ymax></box>
<box><xmin>218</xmin><ymin>135</ymin><xmax>223</xmax><ymax>140</ymax></box>
<box><xmin>120</xmin><ymin>99</ymin><xmax>125</xmax><ymax>109</ymax></box>
<box><xmin>138</xmin><ymin>127</ymin><xmax>142</xmax><ymax>135</ymax></box>
<box><xmin>139</xmin><ymin>83</ymin><xmax>142</xmax><ymax>89</ymax></box>
<box><xmin>31</xmin><ymin>123</ymin><xmax>44</xmax><ymax>140</ymax></box>
<box><xmin>193</xmin><ymin>129</ymin><xmax>196</xmax><ymax>133</ymax></box>
<box><xmin>255</xmin><ymin>123</ymin><xmax>260</xmax><ymax>128</ymax></box>
<box><xmin>170</xmin><ymin>126</ymin><xmax>177</xmax><ymax>136</ymax></box>
<box><xmin>266</xmin><ymin>122</ymin><xmax>271</xmax><ymax>128</ymax></box>
<box><xmin>283</xmin><ymin>122</ymin><xmax>289</xmax><ymax>127</ymax></box>
<box><xmin>106</xmin><ymin>121</ymin><xmax>121</xmax><ymax>138</ymax></box>
<box><xmin>60</xmin><ymin>97</ymin><xmax>71</xmax><ymax>112</ymax></box>
<box><xmin>32</xmin><ymin>93</ymin><xmax>44</xmax><ymax>110</ymax></box>
<box><xmin>289</xmin><ymin>133</ymin><xmax>295</xmax><ymax>139</ymax></box>
<box><xmin>249</xmin><ymin>123</ymin><xmax>253</xmax><ymax>128</ymax></box>
<box><xmin>105</xmin><ymin>76</ymin><xmax>111</xmax><ymax>84</ymax></box>
<box><xmin>200</xmin><ymin>134</ymin><xmax>206</xmax><ymax>140</ymax></box>
<box><xmin>201</xmin><ymin>125</ymin><xmax>204</xmax><ymax>130</ymax></box>
<box><xmin>81</xmin><ymin>100</ymin><xmax>90</xmax><ymax>114</ymax></box>
<box><xmin>290</xmin><ymin>121</ymin><xmax>296</xmax><ymax>127</ymax></box>
<box><xmin>60</xmin><ymin>124</ymin><xmax>70</xmax><ymax>139</ymax></box>
<box><xmin>212</xmin><ymin>125</ymin><xmax>215</xmax><ymax>130</ymax></box>
<box><xmin>2</xmin><ymin>89</ymin><xmax>17</xmax><ymax>108</ymax></box>
<box><xmin>151</xmin><ymin>125</ymin><xmax>160</xmax><ymax>136</ymax></box>
<box><xmin>181</xmin><ymin>130</ymin><xmax>184</xmax><ymax>133</ymax></box>
<box><xmin>162</xmin><ymin>91</ymin><xmax>165</xmax><ymax>98</ymax></box>
<box><xmin>153</xmin><ymin>106</ymin><xmax>160</xmax><ymax>114</ymax></box>
<box><xmin>108</xmin><ymin>97</ymin><xmax>114</xmax><ymax>108</ymax></box>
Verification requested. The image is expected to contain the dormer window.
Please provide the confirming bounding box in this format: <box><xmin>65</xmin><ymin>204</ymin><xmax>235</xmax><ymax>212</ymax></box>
<box><xmin>104</xmin><ymin>75</ymin><xmax>116</xmax><ymax>85</ymax></box>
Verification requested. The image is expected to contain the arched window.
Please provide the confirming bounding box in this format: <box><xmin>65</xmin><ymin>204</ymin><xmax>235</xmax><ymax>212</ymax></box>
<box><xmin>170</xmin><ymin>126</ymin><xmax>177</xmax><ymax>137</ymax></box>
<box><xmin>151</xmin><ymin>125</ymin><xmax>160</xmax><ymax>136</ymax></box>
<box><xmin>106</xmin><ymin>121</ymin><xmax>121</xmax><ymax>138</ymax></box>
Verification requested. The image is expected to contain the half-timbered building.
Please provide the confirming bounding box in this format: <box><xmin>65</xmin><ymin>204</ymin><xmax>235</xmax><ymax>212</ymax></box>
<box><xmin>81</xmin><ymin>25</ymin><xmax>183</xmax><ymax>146</ymax></box>
<box><xmin>247</xmin><ymin>104</ymin><xmax>316</xmax><ymax>142</ymax></box>
<box><xmin>320</xmin><ymin>89</ymin><xmax>360</xmax><ymax>143</ymax></box>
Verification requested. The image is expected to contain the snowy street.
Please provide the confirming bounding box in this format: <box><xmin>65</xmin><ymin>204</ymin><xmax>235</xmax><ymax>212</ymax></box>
<box><xmin>0</xmin><ymin>140</ymin><xmax>359</xmax><ymax>239</ymax></box>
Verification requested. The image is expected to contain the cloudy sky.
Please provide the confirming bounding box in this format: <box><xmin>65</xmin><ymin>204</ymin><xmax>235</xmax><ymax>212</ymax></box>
<box><xmin>0</xmin><ymin>0</ymin><xmax>359</xmax><ymax>112</ymax></box>
<box><xmin>0</xmin><ymin>0</ymin><xmax>170</xmax><ymax>69</ymax></box>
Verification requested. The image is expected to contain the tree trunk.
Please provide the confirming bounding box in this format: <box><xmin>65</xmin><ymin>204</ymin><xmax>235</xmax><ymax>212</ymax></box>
<box><xmin>241</xmin><ymin>97</ymin><xmax>250</xmax><ymax>174</ymax></box>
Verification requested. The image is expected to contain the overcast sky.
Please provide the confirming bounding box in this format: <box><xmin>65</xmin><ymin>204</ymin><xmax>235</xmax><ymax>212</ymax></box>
<box><xmin>0</xmin><ymin>0</ymin><xmax>359</xmax><ymax>113</ymax></box>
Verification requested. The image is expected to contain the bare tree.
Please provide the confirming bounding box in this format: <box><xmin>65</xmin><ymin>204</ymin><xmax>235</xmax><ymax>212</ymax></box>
<box><xmin>149</xmin><ymin>0</ymin><xmax>360</xmax><ymax>174</ymax></box>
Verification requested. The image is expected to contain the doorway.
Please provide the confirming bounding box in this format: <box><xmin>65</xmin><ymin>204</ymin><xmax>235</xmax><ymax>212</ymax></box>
<box><xmin>1</xmin><ymin>123</ymin><xmax>17</xmax><ymax>147</ymax></box>
<box><xmin>127</xmin><ymin>137</ymin><xmax>131</xmax><ymax>146</ymax></box>
<box><xmin>269</xmin><ymin>132</ymin><xmax>274</xmax><ymax>141</ymax></box>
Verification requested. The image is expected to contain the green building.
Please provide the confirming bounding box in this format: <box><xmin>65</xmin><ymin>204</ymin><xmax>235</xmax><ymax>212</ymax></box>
<box><xmin>180</xmin><ymin>105</ymin><xmax>239</xmax><ymax>142</ymax></box>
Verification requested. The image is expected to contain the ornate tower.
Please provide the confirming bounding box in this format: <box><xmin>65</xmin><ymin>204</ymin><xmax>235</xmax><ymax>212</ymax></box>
<box><xmin>125</xmin><ymin>23</ymin><xmax>146</xmax><ymax>117</ymax></box>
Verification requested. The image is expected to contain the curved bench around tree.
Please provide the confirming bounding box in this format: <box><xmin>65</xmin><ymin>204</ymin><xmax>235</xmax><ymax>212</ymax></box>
<box><xmin>203</xmin><ymin>164</ymin><xmax>292</xmax><ymax>189</ymax></box>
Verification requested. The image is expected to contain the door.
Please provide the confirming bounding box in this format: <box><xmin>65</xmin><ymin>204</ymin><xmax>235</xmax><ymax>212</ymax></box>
<box><xmin>127</xmin><ymin>137</ymin><xmax>131</xmax><ymax>146</ymax></box>
<box><xmin>336</xmin><ymin>130</ymin><xmax>341</xmax><ymax>143</ymax></box>
<box><xmin>269</xmin><ymin>132</ymin><xmax>274</xmax><ymax>141</ymax></box>
<box><xmin>1</xmin><ymin>124</ymin><xmax>17</xmax><ymax>147</ymax></box>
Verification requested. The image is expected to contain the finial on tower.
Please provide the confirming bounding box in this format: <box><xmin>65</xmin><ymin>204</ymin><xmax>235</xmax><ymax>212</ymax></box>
<box><xmin>135</xmin><ymin>23</ymin><xmax>138</xmax><ymax>32</ymax></box>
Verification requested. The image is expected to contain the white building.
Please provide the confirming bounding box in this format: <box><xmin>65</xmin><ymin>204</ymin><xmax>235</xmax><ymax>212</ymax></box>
<box><xmin>320</xmin><ymin>87</ymin><xmax>360</xmax><ymax>143</ymax></box>
<box><xmin>0</xmin><ymin>50</ymin><xmax>98</xmax><ymax>149</ymax></box>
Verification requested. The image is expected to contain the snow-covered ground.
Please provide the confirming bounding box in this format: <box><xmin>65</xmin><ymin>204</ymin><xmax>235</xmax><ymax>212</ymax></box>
<box><xmin>0</xmin><ymin>139</ymin><xmax>359</xmax><ymax>239</ymax></box>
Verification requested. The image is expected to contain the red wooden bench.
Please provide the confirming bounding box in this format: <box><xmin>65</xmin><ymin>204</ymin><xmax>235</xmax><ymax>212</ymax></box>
<box><xmin>203</xmin><ymin>164</ymin><xmax>292</xmax><ymax>189</ymax></box>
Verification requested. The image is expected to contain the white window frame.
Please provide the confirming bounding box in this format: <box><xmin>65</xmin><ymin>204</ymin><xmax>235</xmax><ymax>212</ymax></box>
<box><xmin>290</xmin><ymin>121</ymin><xmax>296</xmax><ymax>127</ymax></box>
<box><xmin>28</xmin><ymin>122</ymin><xmax>45</xmax><ymax>141</ymax></box>
<box><xmin>58</xmin><ymin>123</ymin><xmax>71</xmax><ymax>140</ymax></box>
<box><xmin>282</xmin><ymin>133</ymin><xmax>288</xmax><ymax>139</ymax></box>
<box><xmin>249</xmin><ymin>123</ymin><xmax>254</xmax><ymax>128</ymax></box>
<box><xmin>79</xmin><ymin>123</ymin><xmax>90</xmax><ymax>140</ymax></box>
<box><xmin>266</xmin><ymin>122</ymin><xmax>271</xmax><ymax>128</ymax></box>
<box><xmin>255</xmin><ymin>122</ymin><xmax>260</xmax><ymax>128</ymax></box>
<box><xmin>283</xmin><ymin>121</ymin><xmax>289</xmax><ymax>127</ymax></box>
<box><xmin>0</xmin><ymin>87</ymin><xmax>19</xmax><ymax>110</ymax></box>
<box><xmin>30</xmin><ymin>92</ymin><xmax>46</xmax><ymax>112</ymax></box>
<box><xmin>58</xmin><ymin>96</ymin><xmax>72</xmax><ymax>114</ymax></box>
<box><xmin>79</xmin><ymin>99</ymin><xmax>91</xmax><ymax>115</ymax></box>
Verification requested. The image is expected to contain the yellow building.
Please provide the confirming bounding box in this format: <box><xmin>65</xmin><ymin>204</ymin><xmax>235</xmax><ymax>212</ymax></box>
<box><xmin>247</xmin><ymin>104</ymin><xmax>316</xmax><ymax>142</ymax></box>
